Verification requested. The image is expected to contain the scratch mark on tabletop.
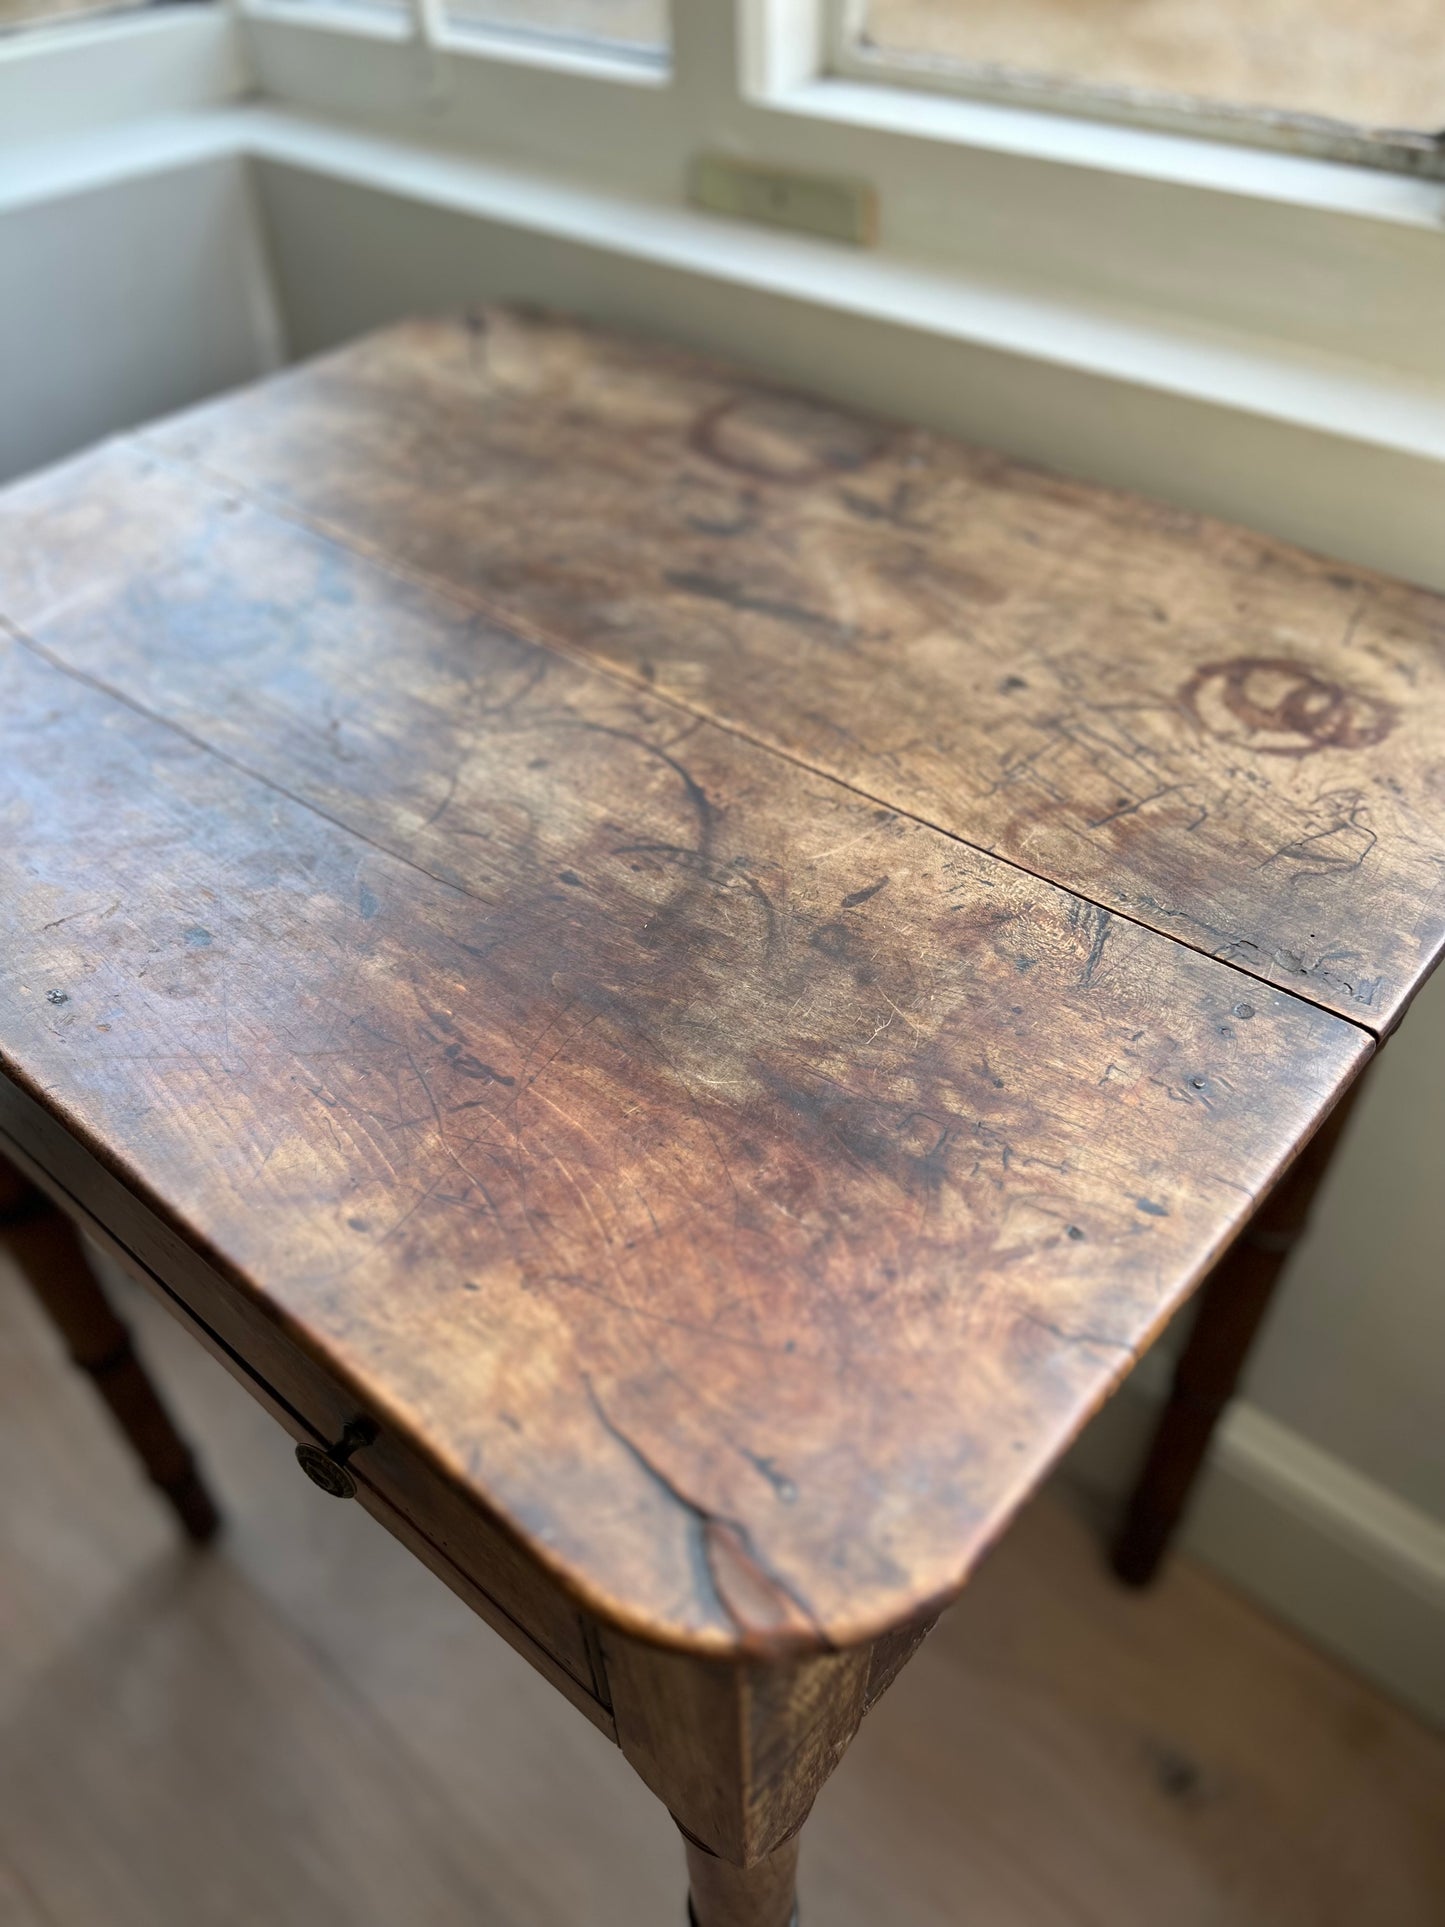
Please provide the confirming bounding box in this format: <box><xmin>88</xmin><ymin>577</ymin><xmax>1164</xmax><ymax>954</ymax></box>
<box><xmin>582</xmin><ymin>1374</ymin><xmax>824</xmax><ymax>1643</ymax></box>
<box><xmin>740</xmin><ymin>1448</ymin><xmax>799</xmax><ymax>1503</ymax></box>
<box><xmin>41</xmin><ymin>900</ymin><xmax>119</xmax><ymax>931</ymax></box>
<box><xmin>1019</xmin><ymin>1309</ymin><xmax>1134</xmax><ymax>1355</ymax></box>
<box><xmin>1078</xmin><ymin>905</ymin><xmax>1113</xmax><ymax>987</ymax></box>
<box><xmin>663</xmin><ymin>569</ymin><xmax>868</xmax><ymax>645</ymax></box>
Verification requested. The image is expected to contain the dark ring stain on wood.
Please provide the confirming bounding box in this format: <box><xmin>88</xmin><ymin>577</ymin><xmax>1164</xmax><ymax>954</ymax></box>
<box><xmin>1179</xmin><ymin>656</ymin><xmax>1399</xmax><ymax>757</ymax></box>
<box><xmin>688</xmin><ymin>392</ymin><xmax>894</xmax><ymax>485</ymax></box>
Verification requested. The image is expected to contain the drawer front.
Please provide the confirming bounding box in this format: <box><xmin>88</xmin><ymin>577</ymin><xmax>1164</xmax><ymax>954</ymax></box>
<box><xmin>0</xmin><ymin>1075</ymin><xmax>609</xmax><ymax>1718</ymax></box>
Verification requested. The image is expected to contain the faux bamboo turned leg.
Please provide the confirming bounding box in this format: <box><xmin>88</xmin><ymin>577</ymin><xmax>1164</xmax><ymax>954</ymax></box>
<box><xmin>0</xmin><ymin>1161</ymin><xmax>220</xmax><ymax>1542</ymax></box>
<box><xmin>1112</xmin><ymin>1067</ymin><xmax>1371</xmax><ymax>1586</ymax></box>
<box><xmin>685</xmin><ymin>1832</ymin><xmax>800</xmax><ymax>1927</ymax></box>
<box><xmin>602</xmin><ymin>1629</ymin><xmax>885</xmax><ymax>1927</ymax></box>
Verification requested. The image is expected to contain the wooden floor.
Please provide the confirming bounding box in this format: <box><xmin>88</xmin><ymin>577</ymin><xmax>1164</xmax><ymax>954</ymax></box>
<box><xmin>2</xmin><ymin>1252</ymin><xmax>1443</xmax><ymax>1927</ymax></box>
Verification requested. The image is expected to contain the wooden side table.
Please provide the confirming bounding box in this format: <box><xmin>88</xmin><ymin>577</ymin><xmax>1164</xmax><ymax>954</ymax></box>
<box><xmin>2</xmin><ymin>309</ymin><xmax>1440</xmax><ymax>1925</ymax></box>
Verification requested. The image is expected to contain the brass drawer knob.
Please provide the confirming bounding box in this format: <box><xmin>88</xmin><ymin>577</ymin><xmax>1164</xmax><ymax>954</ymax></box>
<box><xmin>295</xmin><ymin>1417</ymin><xmax>376</xmax><ymax>1499</ymax></box>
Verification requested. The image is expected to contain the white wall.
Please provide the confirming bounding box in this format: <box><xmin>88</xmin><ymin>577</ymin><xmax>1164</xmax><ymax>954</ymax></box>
<box><xmin>1252</xmin><ymin>975</ymin><xmax>1445</xmax><ymax>1520</ymax></box>
<box><xmin>1064</xmin><ymin>974</ymin><xmax>1445</xmax><ymax>1723</ymax></box>
<box><xmin>2</xmin><ymin>128</ymin><xmax>1441</xmax><ymax>1722</ymax></box>
<box><xmin>0</xmin><ymin>155</ymin><xmax>282</xmax><ymax>487</ymax></box>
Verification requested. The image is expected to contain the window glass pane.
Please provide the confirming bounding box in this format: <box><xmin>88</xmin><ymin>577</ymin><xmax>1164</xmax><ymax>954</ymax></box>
<box><xmin>0</xmin><ymin>0</ymin><xmax>168</xmax><ymax>30</ymax></box>
<box><xmin>853</xmin><ymin>1</ymin><xmax>1445</xmax><ymax>133</ymax></box>
<box><xmin>251</xmin><ymin>0</ymin><xmax>410</xmax><ymax>18</ymax></box>
<box><xmin>445</xmin><ymin>0</ymin><xmax>667</xmax><ymax>54</ymax></box>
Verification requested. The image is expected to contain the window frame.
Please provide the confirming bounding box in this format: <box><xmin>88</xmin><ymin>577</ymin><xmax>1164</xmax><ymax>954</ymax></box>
<box><xmin>0</xmin><ymin>4</ymin><xmax>245</xmax><ymax>147</ymax></box>
<box><xmin>240</xmin><ymin>0</ymin><xmax>670</xmax><ymax>80</ymax></box>
<box><xmin>824</xmin><ymin>0</ymin><xmax>1445</xmax><ymax>182</ymax></box>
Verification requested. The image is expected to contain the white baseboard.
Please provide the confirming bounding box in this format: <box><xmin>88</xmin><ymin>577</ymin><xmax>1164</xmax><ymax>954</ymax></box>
<box><xmin>1061</xmin><ymin>1357</ymin><xmax>1445</xmax><ymax>1729</ymax></box>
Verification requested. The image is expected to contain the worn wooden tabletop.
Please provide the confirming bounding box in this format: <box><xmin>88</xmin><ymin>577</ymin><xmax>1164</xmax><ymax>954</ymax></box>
<box><xmin>0</xmin><ymin>308</ymin><xmax>1437</xmax><ymax>1657</ymax></box>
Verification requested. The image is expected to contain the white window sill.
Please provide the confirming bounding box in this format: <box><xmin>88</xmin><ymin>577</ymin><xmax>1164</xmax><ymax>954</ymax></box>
<box><xmin>768</xmin><ymin>74</ymin><xmax>1445</xmax><ymax>231</ymax></box>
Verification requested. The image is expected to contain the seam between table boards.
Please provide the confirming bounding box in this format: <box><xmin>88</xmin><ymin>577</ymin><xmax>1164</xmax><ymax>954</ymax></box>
<box><xmin>126</xmin><ymin>430</ymin><xmax>1391</xmax><ymax>1045</ymax></box>
<box><xmin>2</xmin><ymin>586</ymin><xmax>1372</xmax><ymax>1071</ymax></box>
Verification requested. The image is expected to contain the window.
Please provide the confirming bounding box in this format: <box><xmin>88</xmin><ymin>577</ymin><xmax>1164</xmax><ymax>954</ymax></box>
<box><xmin>0</xmin><ymin>0</ymin><xmax>182</xmax><ymax>32</ymax></box>
<box><xmin>832</xmin><ymin>0</ymin><xmax>1445</xmax><ymax>174</ymax></box>
<box><xmin>444</xmin><ymin>0</ymin><xmax>666</xmax><ymax>56</ymax></box>
<box><xmin>251</xmin><ymin>0</ymin><xmax>668</xmax><ymax>62</ymax></box>
<box><xmin>7</xmin><ymin>1</ymin><xmax>1443</xmax><ymax>624</ymax></box>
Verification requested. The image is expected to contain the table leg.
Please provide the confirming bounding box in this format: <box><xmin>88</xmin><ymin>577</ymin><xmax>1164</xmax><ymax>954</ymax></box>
<box><xmin>602</xmin><ymin>1613</ymin><xmax>932</xmax><ymax>1927</ymax></box>
<box><xmin>1111</xmin><ymin>1065</ymin><xmax>1371</xmax><ymax>1586</ymax></box>
<box><xmin>684</xmin><ymin>1832</ymin><xmax>799</xmax><ymax>1927</ymax></box>
<box><xmin>0</xmin><ymin>1157</ymin><xmax>221</xmax><ymax>1543</ymax></box>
